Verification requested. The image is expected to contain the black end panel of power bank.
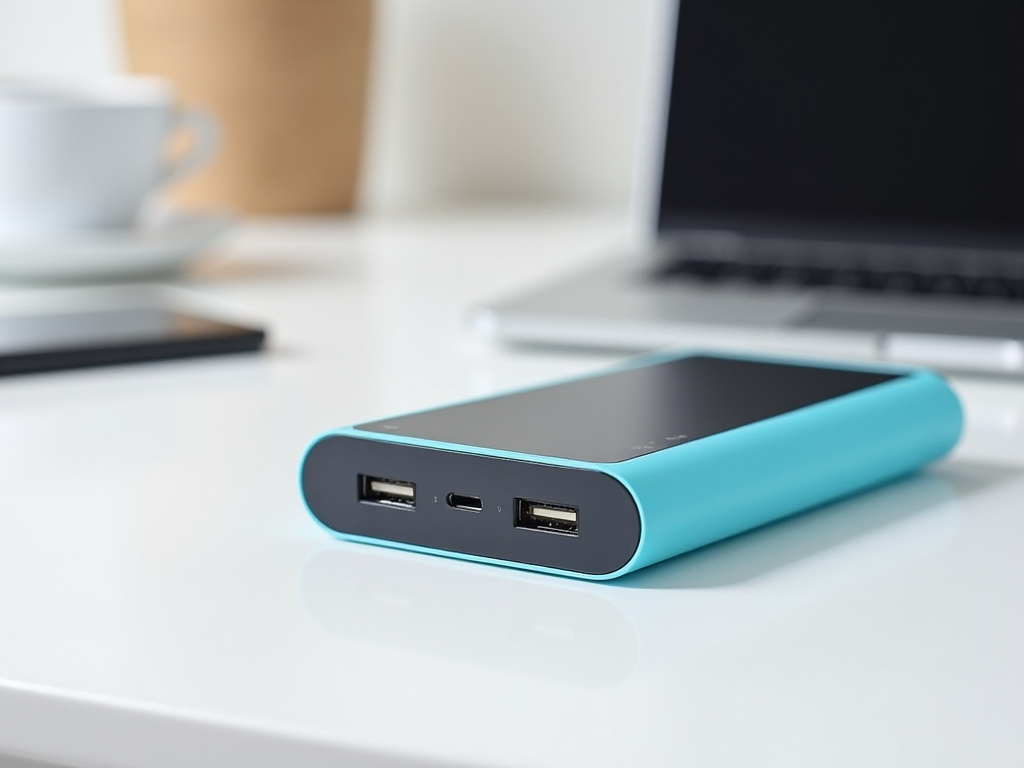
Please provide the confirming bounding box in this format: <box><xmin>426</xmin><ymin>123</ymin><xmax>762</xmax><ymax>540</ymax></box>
<box><xmin>302</xmin><ymin>435</ymin><xmax>641</xmax><ymax>576</ymax></box>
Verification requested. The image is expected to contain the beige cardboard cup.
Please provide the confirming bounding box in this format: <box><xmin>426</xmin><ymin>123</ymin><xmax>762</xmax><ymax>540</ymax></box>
<box><xmin>121</xmin><ymin>0</ymin><xmax>372</xmax><ymax>214</ymax></box>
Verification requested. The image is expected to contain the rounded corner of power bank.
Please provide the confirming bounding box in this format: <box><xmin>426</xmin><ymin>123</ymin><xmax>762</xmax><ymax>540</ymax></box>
<box><xmin>302</xmin><ymin>502</ymin><xmax>338</xmax><ymax>538</ymax></box>
<box><xmin>298</xmin><ymin>427</ymin><xmax>338</xmax><ymax>477</ymax></box>
<box><xmin>299</xmin><ymin>428</ymin><xmax>358</xmax><ymax>532</ymax></box>
<box><xmin>582</xmin><ymin>558</ymin><xmax>644</xmax><ymax>581</ymax></box>
<box><xmin>877</xmin><ymin>366</ymin><xmax>965</xmax><ymax>443</ymax></box>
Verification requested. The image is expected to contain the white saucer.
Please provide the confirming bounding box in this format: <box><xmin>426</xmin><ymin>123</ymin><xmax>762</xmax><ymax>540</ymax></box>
<box><xmin>0</xmin><ymin>210</ymin><xmax>232</xmax><ymax>282</ymax></box>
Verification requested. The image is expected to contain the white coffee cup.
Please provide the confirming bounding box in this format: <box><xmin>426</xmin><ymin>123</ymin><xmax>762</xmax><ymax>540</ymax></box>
<box><xmin>0</xmin><ymin>77</ymin><xmax>218</xmax><ymax>241</ymax></box>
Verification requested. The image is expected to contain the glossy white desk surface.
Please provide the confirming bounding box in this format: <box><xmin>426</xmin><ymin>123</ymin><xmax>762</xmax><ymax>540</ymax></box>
<box><xmin>1</xmin><ymin>209</ymin><xmax>1023</xmax><ymax>768</ymax></box>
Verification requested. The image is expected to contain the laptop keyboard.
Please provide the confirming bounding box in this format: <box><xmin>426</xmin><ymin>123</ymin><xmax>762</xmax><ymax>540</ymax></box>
<box><xmin>662</xmin><ymin>257</ymin><xmax>1024</xmax><ymax>300</ymax></box>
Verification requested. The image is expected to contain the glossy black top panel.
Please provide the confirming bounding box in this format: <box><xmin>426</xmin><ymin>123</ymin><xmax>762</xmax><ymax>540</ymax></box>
<box><xmin>356</xmin><ymin>356</ymin><xmax>899</xmax><ymax>463</ymax></box>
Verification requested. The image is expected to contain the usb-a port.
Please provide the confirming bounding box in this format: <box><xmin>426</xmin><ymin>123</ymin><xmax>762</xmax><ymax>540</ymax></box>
<box><xmin>514</xmin><ymin>497</ymin><xmax>579</xmax><ymax>536</ymax></box>
<box><xmin>359</xmin><ymin>474</ymin><xmax>416</xmax><ymax>509</ymax></box>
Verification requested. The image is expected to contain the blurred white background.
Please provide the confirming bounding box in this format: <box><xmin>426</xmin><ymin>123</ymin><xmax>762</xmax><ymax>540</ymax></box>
<box><xmin>0</xmin><ymin>0</ymin><xmax>660</xmax><ymax>213</ymax></box>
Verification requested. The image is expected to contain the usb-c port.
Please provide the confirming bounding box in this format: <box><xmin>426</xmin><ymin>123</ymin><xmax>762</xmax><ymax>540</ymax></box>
<box><xmin>446</xmin><ymin>493</ymin><xmax>483</xmax><ymax>512</ymax></box>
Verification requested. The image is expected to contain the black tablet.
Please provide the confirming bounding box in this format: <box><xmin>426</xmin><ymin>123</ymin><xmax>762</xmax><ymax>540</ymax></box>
<box><xmin>0</xmin><ymin>304</ymin><xmax>265</xmax><ymax>376</ymax></box>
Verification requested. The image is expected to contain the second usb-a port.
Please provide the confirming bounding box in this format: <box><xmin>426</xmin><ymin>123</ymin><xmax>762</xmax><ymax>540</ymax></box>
<box><xmin>514</xmin><ymin>497</ymin><xmax>579</xmax><ymax>536</ymax></box>
<box><xmin>359</xmin><ymin>474</ymin><xmax>416</xmax><ymax>509</ymax></box>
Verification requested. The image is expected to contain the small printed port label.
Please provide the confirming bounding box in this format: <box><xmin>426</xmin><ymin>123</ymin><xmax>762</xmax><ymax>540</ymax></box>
<box><xmin>515</xmin><ymin>498</ymin><xmax>579</xmax><ymax>536</ymax></box>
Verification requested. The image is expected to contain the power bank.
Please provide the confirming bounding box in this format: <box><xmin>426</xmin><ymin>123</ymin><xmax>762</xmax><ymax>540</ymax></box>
<box><xmin>300</xmin><ymin>351</ymin><xmax>963</xmax><ymax>580</ymax></box>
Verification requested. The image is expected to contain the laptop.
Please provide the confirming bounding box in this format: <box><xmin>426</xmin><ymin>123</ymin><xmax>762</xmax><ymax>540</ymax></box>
<box><xmin>474</xmin><ymin>0</ymin><xmax>1024</xmax><ymax>376</ymax></box>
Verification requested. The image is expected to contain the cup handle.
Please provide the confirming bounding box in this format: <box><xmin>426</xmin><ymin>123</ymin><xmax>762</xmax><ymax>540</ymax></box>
<box><xmin>161</xmin><ymin>107</ymin><xmax>220</xmax><ymax>187</ymax></box>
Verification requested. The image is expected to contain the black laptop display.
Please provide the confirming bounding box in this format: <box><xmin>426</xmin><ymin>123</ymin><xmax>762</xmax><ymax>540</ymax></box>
<box><xmin>660</xmin><ymin>0</ymin><xmax>1024</xmax><ymax>295</ymax></box>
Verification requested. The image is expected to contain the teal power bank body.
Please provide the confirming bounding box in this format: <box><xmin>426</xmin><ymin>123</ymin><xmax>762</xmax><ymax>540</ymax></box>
<box><xmin>301</xmin><ymin>351</ymin><xmax>962</xmax><ymax>580</ymax></box>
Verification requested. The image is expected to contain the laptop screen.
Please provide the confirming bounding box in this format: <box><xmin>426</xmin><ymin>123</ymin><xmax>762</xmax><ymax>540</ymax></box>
<box><xmin>658</xmin><ymin>0</ymin><xmax>1024</xmax><ymax>250</ymax></box>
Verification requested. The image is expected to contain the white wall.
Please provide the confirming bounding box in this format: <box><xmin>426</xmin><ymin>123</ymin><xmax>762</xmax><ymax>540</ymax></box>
<box><xmin>0</xmin><ymin>0</ymin><xmax>123</xmax><ymax>78</ymax></box>
<box><xmin>0</xmin><ymin>0</ymin><xmax>659</xmax><ymax>213</ymax></box>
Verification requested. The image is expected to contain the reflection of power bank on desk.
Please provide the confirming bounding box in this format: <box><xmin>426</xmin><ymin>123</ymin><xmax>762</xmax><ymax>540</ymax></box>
<box><xmin>301</xmin><ymin>351</ymin><xmax>962</xmax><ymax>580</ymax></box>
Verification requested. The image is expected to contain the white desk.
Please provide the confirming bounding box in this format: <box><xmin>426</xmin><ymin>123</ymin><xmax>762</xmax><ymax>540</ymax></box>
<box><xmin>1</xmin><ymin>209</ymin><xmax>1023</xmax><ymax>768</ymax></box>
